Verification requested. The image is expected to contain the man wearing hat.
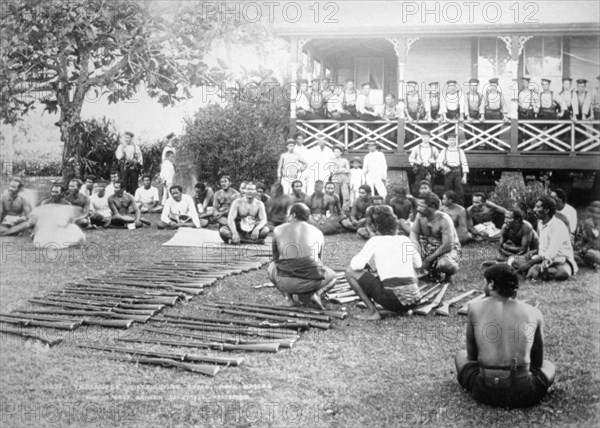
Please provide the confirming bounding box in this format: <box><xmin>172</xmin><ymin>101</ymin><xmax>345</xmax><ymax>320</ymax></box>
<box><xmin>572</xmin><ymin>79</ymin><xmax>592</xmax><ymax>121</ymax></box>
<box><xmin>538</xmin><ymin>78</ymin><xmax>561</xmax><ymax>120</ymax></box>
<box><xmin>558</xmin><ymin>77</ymin><xmax>574</xmax><ymax>120</ymax></box>
<box><xmin>518</xmin><ymin>76</ymin><xmax>540</xmax><ymax>120</ymax></box>
<box><xmin>441</xmin><ymin>80</ymin><xmax>464</xmax><ymax>123</ymax></box>
<box><xmin>362</xmin><ymin>140</ymin><xmax>388</xmax><ymax>199</ymax></box>
<box><xmin>349</xmin><ymin>156</ymin><xmax>365</xmax><ymax>207</ymax></box>
<box><xmin>115</xmin><ymin>131</ymin><xmax>143</xmax><ymax>194</ymax></box>
<box><xmin>425</xmin><ymin>82</ymin><xmax>441</xmax><ymax>123</ymax></box>
<box><xmin>278</xmin><ymin>139</ymin><xmax>307</xmax><ymax>195</ymax></box>
<box><xmin>404</xmin><ymin>81</ymin><xmax>426</xmax><ymax>122</ymax></box>
<box><xmin>482</xmin><ymin>78</ymin><xmax>508</xmax><ymax>122</ymax></box>
<box><xmin>356</xmin><ymin>83</ymin><xmax>380</xmax><ymax>121</ymax></box>
<box><xmin>464</xmin><ymin>78</ymin><xmax>483</xmax><ymax>121</ymax></box>
<box><xmin>592</xmin><ymin>75</ymin><xmax>600</xmax><ymax>121</ymax></box>
<box><xmin>296</xmin><ymin>79</ymin><xmax>322</xmax><ymax>121</ymax></box>
<box><xmin>408</xmin><ymin>129</ymin><xmax>439</xmax><ymax>193</ymax></box>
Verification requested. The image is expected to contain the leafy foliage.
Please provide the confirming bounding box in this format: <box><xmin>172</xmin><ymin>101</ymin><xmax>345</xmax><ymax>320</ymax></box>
<box><xmin>490</xmin><ymin>174</ymin><xmax>547</xmax><ymax>223</ymax></box>
<box><xmin>181</xmin><ymin>92</ymin><xmax>289</xmax><ymax>187</ymax></box>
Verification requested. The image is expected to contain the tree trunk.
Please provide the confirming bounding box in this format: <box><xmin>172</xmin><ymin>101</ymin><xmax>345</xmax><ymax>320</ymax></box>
<box><xmin>59</xmin><ymin>100</ymin><xmax>84</xmax><ymax>185</ymax></box>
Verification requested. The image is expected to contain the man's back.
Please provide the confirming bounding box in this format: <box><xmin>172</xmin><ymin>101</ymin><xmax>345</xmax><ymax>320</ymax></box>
<box><xmin>274</xmin><ymin>221</ymin><xmax>322</xmax><ymax>262</ymax></box>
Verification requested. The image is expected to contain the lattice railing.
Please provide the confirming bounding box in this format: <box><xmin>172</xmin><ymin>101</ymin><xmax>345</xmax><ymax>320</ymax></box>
<box><xmin>517</xmin><ymin>120</ymin><xmax>600</xmax><ymax>153</ymax></box>
<box><xmin>573</xmin><ymin>121</ymin><xmax>600</xmax><ymax>153</ymax></box>
<box><xmin>296</xmin><ymin>120</ymin><xmax>397</xmax><ymax>152</ymax></box>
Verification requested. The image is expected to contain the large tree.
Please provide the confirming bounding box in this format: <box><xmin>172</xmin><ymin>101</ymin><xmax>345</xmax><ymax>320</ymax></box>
<box><xmin>0</xmin><ymin>0</ymin><xmax>264</xmax><ymax>180</ymax></box>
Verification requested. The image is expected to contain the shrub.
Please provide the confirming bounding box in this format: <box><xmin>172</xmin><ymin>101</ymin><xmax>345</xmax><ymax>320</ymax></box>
<box><xmin>490</xmin><ymin>174</ymin><xmax>547</xmax><ymax>224</ymax></box>
<box><xmin>180</xmin><ymin>93</ymin><xmax>289</xmax><ymax>188</ymax></box>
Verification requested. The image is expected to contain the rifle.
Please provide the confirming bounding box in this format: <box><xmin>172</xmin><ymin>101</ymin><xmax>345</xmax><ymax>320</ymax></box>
<box><xmin>51</xmin><ymin>290</ymin><xmax>178</xmax><ymax>306</ymax></box>
<box><xmin>43</xmin><ymin>295</ymin><xmax>166</xmax><ymax>311</ymax></box>
<box><xmin>0</xmin><ymin>315</ymin><xmax>81</xmax><ymax>330</ymax></box>
<box><xmin>328</xmin><ymin>295</ymin><xmax>360</xmax><ymax>304</ymax></box>
<box><xmin>161</xmin><ymin>314</ymin><xmax>309</xmax><ymax>331</ymax></box>
<box><xmin>434</xmin><ymin>290</ymin><xmax>477</xmax><ymax>316</ymax></box>
<box><xmin>215</xmin><ymin>301</ymin><xmax>348</xmax><ymax>320</ymax></box>
<box><xmin>139</xmin><ymin>328</ymin><xmax>282</xmax><ymax>352</ymax></box>
<box><xmin>0</xmin><ymin>325</ymin><xmax>63</xmax><ymax>346</ymax></box>
<box><xmin>413</xmin><ymin>283</ymin><xmax>449</xmax><ymax>316</ymax></box>
<box><xmin>1</xmin><ymin>313</ymin><xmax>133</xmax><ymax>329</ymax></box>
<box><xmin>84</xmin><ymin>279</ymin><xmax>204</xmax><ymax>295</ymax></box>
<box><xmin>457</xmin><ymin>293</ymin><xmax>486</xmax><ymax>315</ymax></box>
<box><xmin>97</xmin><ymin>354</ymin><xmax>220</xmax><ymax>376</ymax></box>
<box><xmin>414</xmin><ymin>282</ymin><xmax>443</xmax><ymax>305</ymax></box>
<box><xmin>77</xmin><ymin>343</ymin><xmax>243</xmax><ymax>366</ymax></box>
<box><xmin>67</xmin><ymin>284</ymin><xmax>193</xmax><ymax>302</ymax></box>
<box><xmin>29</xmin><ymin>298</ymin><xmax>159</xmax><ymax>316</ymax></box>
<box><xmin>24</xmin><ymin>301</ymin><xmax>152</xmax><ymax>323</ymax></box>
<box><xmin>211</xmin><ymin>302</ymin><xmax>331</xmax><ymax>322</ymax></box>
<box><xmin>205</xmin><ymin>307</ymin><xmax>331</xmax><ymax>330</ymax></box>
<box><xmin>325</xmin><ymin>290</ymin><xmax>357</xmax><ymax>299</ymax></box>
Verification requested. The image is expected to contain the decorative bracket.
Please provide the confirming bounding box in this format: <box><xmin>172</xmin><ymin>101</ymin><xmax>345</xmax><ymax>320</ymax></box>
<box><xmin>405</xmin><ymin>37</ymin><xmax>419</xmax><ymax>56</ymax></box>
<box><xmin>498</xmin><ymin>35</ymin><xmax>533</xmax><ymax>56</ymax></box>
<box><xmin>385</xmin><ymin>37</ymin><xmax>402</xmax><ymax>57</ymax></box>
<box><xmin>298</xmin><ymin>39</ymin><xmax>309</xmax><ymax>58</ymax></box>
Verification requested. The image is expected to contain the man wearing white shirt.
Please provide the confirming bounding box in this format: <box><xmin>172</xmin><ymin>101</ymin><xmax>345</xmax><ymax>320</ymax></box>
<box><xmin>134</xmin><ymin>175</ymin><xmax>162</xmax><ymax>213</ymax></box>
<box><xmin>105</xmin><ymin>171</ymin><xmax>119</xmax><ymax>198</ymax></box>
<box><xmin>363</xmin><ymin>140</ymin><xmax>388</xmax><ymax>199</ymax></box>
<box><xmin>89</xmin><ymin>182</ymin><xmax>112</xmax><ymax>227</ymax></box>
<box><xmin>346</xmin><ymin>208</ymin><xmax>422</xmax><ymax>320</ymax></box>
<box><xmin>551</xmin><ymin>189</ymin><xmax>577</xmax><ymax>236</ymax></box>
<box><xmin>408</xmin><ymin>130</ymin><xmax>439</xmax><ymax>191</ymax></box>
<box><xmin>441</xmin><ymin>80</ymin><xmax>464</xmax><ymax>122</ymax></box>
<box><xmin>157</xmin><ymin>185</ymin><xmax>200</xmax><ymax>229</ymax></box>
<box><xmin>356</xmin><ymin>83</ymin><xmax>379</xmax><ymax>121</ymax></box>
<box><xmin>437</xmin><ymin>134</ymin><xmax>469</xmax><ymax>205</ymax></box>
<box><xmin>517</xmin><ymin>196</ymin><xmax>577</xmax><ymax>281</ymax></box>
<box><xmin>309</xmin><ymin>139</ymin><xmax>334</xmax><ymax>188</ymax></box>
<box><xmin>294</xmin><ymin>133</ymin><xmax>311</xmax><ymax>194</ymax></box>
<box><xmin>161</xmin><ymin>132</ymin><xmax>176</xmax><ymax>162</ymax></box>
<box><xmin>115</xmin><ymin>131</ymin><xmax>143</xmax><ymax>194</ymax></box>
<box><xmin>160</xmin><ymin>151</ymin><xmax>176</xmax><ymax>204</ymax></box>
<box><xmin>296</xmin><ymin>79</ymin><xmax>321</xmax><ymax>121</ymax></box>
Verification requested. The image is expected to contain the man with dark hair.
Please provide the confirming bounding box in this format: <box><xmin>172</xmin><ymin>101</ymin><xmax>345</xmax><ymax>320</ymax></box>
<box><xmin>356</xmin><ymin>83</ymin><xmax>380</xmax><ymax>121</ymax></box>
<box><xmin>388</xmin><ymin>186</ymin><xmax>414</xmax><ymax>235</ymax></box>
<box><xmin>220</xmin><ymin>182</ymin><xmax>269</xmax><ymax>244</ymax></box>
<box><xmin>157</xmin><ymin>185</ymin><xmax>200</xmax><ymax>229</ymax></box>
<box><xmin>346</xmin><ymin>208</ymin><xmax>422</xmax><ymax>320</ymax></box>
<box><xmin>296</xmin><ymin>79</ymin><xmax>322</xmax><ymax>121</ymax></box>
<box><xmin>550</xmin><ymin>188</ymin><xmax>577</xmax><ymax>237</ymax></box>
<box><xmin>1</xmin><ymin>178</ymin><xmax>31</xmax><ymax>236</ymax></box>
<box><xmin>574</xmin><ymin>200</ymin><xmax>600</xmax><ymax>269</ymax></box>
<box><xmin>108</xmin><ymin>180</ymin><xmax>143</xmax><ymax>228</ymax></box>
<box><xmin>41</xmin><ymin>183</ymin><xmax>69</xmax><ymax>205</ymax></box>
<box><xmin>116</xmin><ymin>131</ymin><xmax>143</xmax><ymax>194</ymax></box>
<box><xmin>329</xmin><ymin>146</ymin><xmax>351</xmax><ymax>210</ymax></box>
<box><xmin>255</xmin><ymin>182</ymin><xmax>270</xmax><ymax>204</ymax></box>
<box><xmin>342</xmin><ymin>79</ymin><xmax>358</xmax><ymax>118</ymax></box>
<box><xmin>418</xmin><ymin>180</ymin><xmax>432</xmax><ymax>195</ymax></box>
<box><xmin>265</xmin><ymin>182</ymin><xmax>293</xmax><ymax>231</ymax></box>
<box><xmin>455</xmin><ymin>264</ymin><xmax>555</xmax><ymax>408</ymax></box>
<box><xmin>83</xmin><ymin>175</ymin><xmax>96</xmax><ymax>197</ymax></box>
<box><xmin>357</xmin><ymin>195</ymin><xmax>392</xmax><ymax>240</ymax></box>
<box><xmin>467</xmin><ymin>192</ymin><xmax>507</xmax><ymax>239</ymax></box>
<box><xmin>89</xmin><ymin>182</ymin><xmax>112</xmax><ymax>228</ymax></box>
<box><xmin>64</xmin><ymin>179</ymin><xmax>91</xmax><ymax>229</ymax></box>
<box><xmin>290</xmin><ymin>180</ymin><xmax>307</xmax><ymax>204</ymax></box>
<box><xmin>306</xmin><ymin>180</ymin><xmax>327</xmax><ymax>226</ymax></box>
<box><xmin>105</xmin><ymin>171</ymin><xmax>120</xmax><ymax>198</ymax></box>
<box><xmin>278</xmin><ymin>139</ymin><xmax>307</xmax><ymax>195</ymax></box>
<box><xmin>193</xmin><ymin>182</ymin><xmax>214</xmax><ymax>227</ymax></box>
<box><xmin>441</xmin><ymin>190</ymin><xmax>470</xmax><ymax>244</ymax></box>
<box><xmin>516</xmin><ymin>195</ymin><xmax>577</xmax><ymax>280</ymax></box>
<box><xmin>342</xmin><ymin>184</ymin><xmax>372</xmax><ymax>232</ymax></box>
<box><xmin>499</xmin><ymin>209</ymin><xmax>538</xmax><ymax>257</ymax></box>
<box><xmin>363</xmin><ymin>140</ymin><xmax>388</xmax><ymax>199</ymax></box>
<box><xmin>409</xmin><ymin>130</ymin><xmax>439</xmax><ymax>192</ymax></box>
<box><xmin>267</xmin><ymin>202</ymin><xmax>337</xmax><ymax>309</ymax></box>
<box><xmin>135</xmin><ymin>175</ymin><xmax>162</xmax><ymax>213</ymax></box>
<box><xmin>411</xmin><ymin>192</ymin><xmax>461</xmax><ymax>283</ymax></box>
<box><xmin>212</xmin><ymin>175</ymin><xmax>240</xmax><ymax>227</ymax></box>
<box><xmin>437</xmin><ymin>134</ymin><xmax>468</xmax><ymax>205</ymax></box>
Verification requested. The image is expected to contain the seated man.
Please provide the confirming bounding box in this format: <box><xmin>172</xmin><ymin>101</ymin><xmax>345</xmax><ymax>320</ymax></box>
<box><xmin>89</xmin><ymin>182</ymin><xmax>112</xmax><ymax>228</ymax></box>
<box><xmin>410</xmin><ymin>192</ymin><xmax>461</xmax><ymax>284</ymax></box>
<box><xmin>388</xmin><ymin>186</ymin><xmax>414</xmax><ymax>236</ymax></box>
<box><xmin>357</xmin><ymin>195</ymin><xmax>392</xmax><ymax>240</ymax></box>
<box><xmin>550</xmin><ymin>188</ymin><xmax>575</xmax><ymax>238</ymax></box>
<box><xmin>290</xmin><ymin>180</ymin><xmax>307</xmax><ymax>204</ymax></box>
<box><xmin>441</xmin><ymin>190</ymin><xmax>470</xmax><ymax>244</ymax></box>
<box><xmin>346</xmin><ymin>208</ymin><xmax>422</xmax><ymax>320</ymax></box>
<box><xmin>108</xmin><ymin>180</ymin><xmax>144</xmax><ymax>228</ymax></box>
<box><xmin>193</xmin><ymin>182</ymin><xmax>214</xmax><ymax>227</ymax></box>
<box><xmin>211</xmin><ymin>175</ymin><xmax>240</xmax><ymax>227</ymax></box>
<box><xmin>455</xmin><ymin>264</ymin><xmax>555</xmax><ymax>408</ymax></box>
<box><xmin>516</xmin><ymin>196</ymin><xmax>577</xmax><ymax>281</ymax></box>
<box><xmin>134</xmin><ymin>175</ymin><xmax>162</xmax><ymax>213</ymax></box>
<box><xmin>41</xmin><ymin>183</ymin><xmax>70</xmax><ymax>205</ymax></box>
<box><xmin>320</xmin><ymin>181</ymin><xmax>346</xmax><ymax>235</ymax></box>
<box><xmin>220</xmin><ymin>182</ymin><xmax>269</xmax><ymax>244</ymax></box>
<box><xmin>265</xmin><ymin>182</ymin><xmax>293</xmax><ymax>232</ymax></box>
<box><xmin>417</xmin><ymin>180</ymin><xmax>433</xmax><ymax>195</ymax></box>
<box><xmin>306</xmin><ymin>180</ymin><xmax>327</xmax><ymax>226</ymax></box>
<box><xmin>105</xmin><ymin>171</ymin><xmax>120</xmax><ymax>198</ymax></box>
<box><xmin>341</xmin><ymin>185</ymin><xmax>372</xmax><ymax>232</ymax></box>
<box><xmin>467</xmin><ymin>192</ymin><xmax>507</xmax><ymax>240</ymax></box>
<box><xmin>255</xmin><ymin>182</ymin><xmax>271</xmax><ymax>204</ymax></box>
<box><xmin>574</xmin><ymin>200</ymin><xmax>600</xmax><ymax>269</ymax></box>
<box><xmin>0</xmin><ymin>178</ymin><xmax>32</xmax><ymax>236</ymax></box>
<box><xmin>82</xmin><ymin>175</ymin><xmax>96</xmax><ymax>197</ymax></box>
<box><xmin>499</xmin><ymin>209</ymin><xmax>538</xmax><ymax>258</ymax></box>
<box><xmin>267</xmin><ymin>203</ymin><xmax>337</xmax><ymax>309</ymax></box>
<box><xmin>64</xmin><ymin>179</ymin><xmax>91</xmax><ymax>229</ymax></box>
<box><xmin>157</xmin><ymin>185</ymin><xmax>201</xmax><ymax>229</ymax></box>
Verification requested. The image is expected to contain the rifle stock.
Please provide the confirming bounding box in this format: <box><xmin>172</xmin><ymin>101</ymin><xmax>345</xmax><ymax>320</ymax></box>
<box><xmin>2</xmin><ymin>313</ymin><xmax>132</xmax><ymax>329</ymax></box>
<box><xmin>133</xmin><ymin>331</ymin><xmax>281</xmax><ymax>353</ymax></box>
<box><xmin>18</xmin><ymin>307</ymin><xmax>151</xmax><ymax>324</ymax></box>
<box><xmin>216</xmin><ymin>302</ymin><xmax>348</xmax><ymax>320</ymax></box>
<box><xmin>161</xmin><ymin>314</ymin><xmax>309</xmax><ymax>330</ymax></box>
<box><xmin>0</xmin><ymin>325</ymin><xmax>63</xmax><ymax>346</ymax></box>
<box><xmin>213</xmin><ymin>303</ymin><xmax>331</xmax><ymax>322</ymax></box>
<box><xmin>413</xmin><ymin>283</ymin><xmax>449</xmax><ymax>316</ymax></box>
<box><xmin>434</xmin><ymin>289</ymin><xmax>478</xmax><ymax>317</ymax></box>
<box><xmin>0</xmin><ymin>315</ymin><xmax>81</xmax><ymax>330</ymax></box>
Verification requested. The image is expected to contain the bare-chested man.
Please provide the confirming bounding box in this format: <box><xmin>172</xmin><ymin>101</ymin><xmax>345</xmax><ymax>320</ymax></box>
<box><xmin>108</xmin><ymin>180</ymin><xmax>143</xmax><ymax>228</ymax></box>
<box><xmin>388</xmin><ymin>186</ymin><xmax>414</xmax><ymax>235</ymax></box>
<box><xmin>467</xmin><ymin>192</ymin><xmax>507</xmax><ymax>239</ymax></box>
<box><xmin>410</xmin><ymin>192</ymin><xmax>461</xmax><ymax>283</ymax></box>
<box><xmin>0</xmin><ymin>178</ymin><xmax>32</xmax><ymax>236</ymax></box>
<box><xmin>441</xmin><ymin>190</ymin><xmax>470</xmax><ymax>244</ymax></box>
<box><xmin>212</xmin><ymin>175</ymin><xmax>240</xmax><ymax>227</ymax></box>
<box><xmin>40</xmin><ymin>183</ymin><xmax>70</xmax><ymax>205</ymax></box>
<box><xmin>265</xmin><ymin>182</ymin><xmax>293</xmax><ymax>231</ymax></box>
<box><xmin>455</xmin><ymin>264</ymin><xmax>555</xmax><ymax>408</ymax></box>
<box><xmin>357</xmin><ymin>195</ymin><xmax>392</xmax><ymax>240</ymax></box>
<box><xmin>290</xmin><ymin>180</ymin><xmax>307</xmax><ymax>204</ymax></box>
<box><xmin>306</xmin><ymin>180</ymin><xmax>327</xmax><ymax>225</ymax></box>
<box><xmin>64</xmin><ymin>179</ymin><xmax>92</xmax><ymax>229</ymax></box>
<box><xmin>341</xmin><ymin>185</ymin><xmax>372</xmax><ymax>232</ymax></box>
<box><xmin>267</xmin><ymin>203</ymin><xmax>337</xmax><ymax>309</ymax></box>
<box><xmin>220</xmin><ymin>182</ymin><xmax>269</xmax><ymax>244</ymax></box>
<box><xmin>499</xmin><ymin>209</ymin><xmax>538</xmax><ymax>257</ymax></box>
<box><xmin>278</xmin><ymin>139</ymin><xmax>307</xmax><ymax>195</ymax></box>
<box><xmin>320</xmin><ymin>181</ymin><xmax>346</xmax><ymax>235</ymax></box>
<box><xmin>574</xmin><ymin>200</ymin><xmax>600</xmax><ymax>269</ymax></box>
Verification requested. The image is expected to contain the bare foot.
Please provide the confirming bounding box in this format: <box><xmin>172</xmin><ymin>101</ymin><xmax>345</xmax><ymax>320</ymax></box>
<box><xmin>310</xmin><ymin>293</ymin><xmax>325</xmax><ymax>310</ymax></box>
<box><xmin>282</xmin><ymin>296</ymin><xmax>296</xmax><ymax>307</ymax></box>
<box><xmin>354</xmin><ymin>311</ymin><xmax>381</xmax><ymax>321</ymax></box>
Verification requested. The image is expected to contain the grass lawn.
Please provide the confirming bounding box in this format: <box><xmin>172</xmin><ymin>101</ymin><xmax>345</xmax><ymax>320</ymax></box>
<box><xmin>0</xmin><ymin>180</ymin><xmax>599</xmax><ymax>427</ymax></box>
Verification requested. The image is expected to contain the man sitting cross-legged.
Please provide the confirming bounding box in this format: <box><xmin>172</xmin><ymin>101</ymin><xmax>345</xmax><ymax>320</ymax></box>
<box><xmin>220</xmin><ymin>182</ymin><xmax>269</xmax><ymax>244</ymax></box>
<box><xmin>346</xmin><ymin>208</ymin><xmax>422</xmax><ymax>320</ymax></box>
<box><xmin>306</xmin><ymin>180</ymin><xmax>327</xmax><ymax>226</ymax></box>
<box><xmin>467</xmin><ymin>192</ymin><xmax>507</xmax><ymax>240</ymax></box>
<box><xmin>193</xmin><ymin>182</ymin><xmax>214</xmax><ymax>227</ymax></box>
<box><xmin>267</xmin><ymin>203</ymin><xmax>337</xmax><ymax>309</ymax></box>
<box><xmin>64</xmin><ymin>179</ymin><xmax>92</xmax><ymax>229</ymax></box>
<box><xmin>290</xmin><ymin>180</ymin><xmax>307</xmax><ymax>204</ymax></box>
<box><xmin>134</xmin><ymin>174</ymin><xmax>162</xmax><ymax>213</ymax></box>
<box><xmin>455</xmin><ymin>264</ymin><xmax>555</xmax><ymax>409</ymax></box>
<box><xmin>318</xmin><ymin>181</ymin><xmax>347</xmax><ymax>235</ymax></box>
<box><xmin>157</xmin><ymin>185</ymin><xmax>201</xmax><ymax>229</ymax></box>
<box><xmin>441</xmin><ymin>190</ymin><xmax>470</xmax><ymax>244</ymax></box>
<box><xmin>341</xmin><ymin>184</ymin><xmax>372</xmax><ymax>232</ymax></box>
<box><xmin>108</xmin><ymin>180</ymin><xmax>144</xmax><ymax>228</ymax></box>
<box><xmin>211</xmin><ymin>175</ymin><xmax>240</xmax><ymax>227</ymax></box>
<box><xmin>357</xmin><ymin>195</ymin><xmax>392</xmax><ymax>240</ymax></box>
<box><xmin>40</xmin><ymin>183</ymin><xmax>70</xmax><ymax>206</ymax></box>
<box><xmin>499</xmin><ymin>208</ymin><xmax>538</xmax><ymax>258</ymax></box>
<box><xmin>410</xmin><ymin>192</ymin><xmax>461</xmax><ymax>284</ymax></box>
<box><xmin>89</xmin><ymin>182</ymin><xmax>112</xmax><ymax>228</ymax></box>
<box><xmin>574</xmin><ymin>201</ymin><xmax>600</xmax><ymax>269</ymax></box>
<box><xmin>265</xmin><ymin>182</ymin><xmax>294</xmax><ymax>231</ymax></box>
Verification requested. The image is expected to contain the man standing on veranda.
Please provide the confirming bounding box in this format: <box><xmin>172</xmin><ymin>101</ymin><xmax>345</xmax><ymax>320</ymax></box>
<box><xmin>115</xmin><ymin>131</ymin><xmax>143</xmax><ymax>194</ymax></box>
<box><xmin>267</xmin><ymin>203</ymin><xmax>337</xmax><ymax>309</ymax></box>
<box><xmin>346</xmin><ymin>208</ymin><xmax>422</xmax><ymax>320</ymax></box>
<box><xmin>455</xmin><ymin>264</ymin><xmax>555</xmax><ymax>408</ymax></box>
<box><xmin>362</xmin><ymin>139</ymin><xmax>388</xmax><ymax>199</ymax></box>
<box><xmin>220</xmin><ymin>182</ymin><xmax>269</xmax><ymax>244</ymax></box>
